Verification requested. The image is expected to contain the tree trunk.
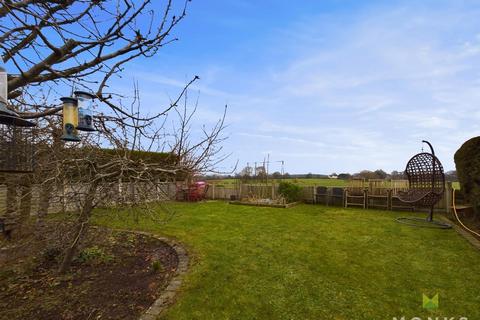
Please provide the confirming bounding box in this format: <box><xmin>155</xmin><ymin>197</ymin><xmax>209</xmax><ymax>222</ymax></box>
<box><xmin>5</xmin><ymin>175</ymin><xmax>18</xmax><ymax>216</ymax></box>
<box><xmin>58</xmin><ymin>181</ymin><xmax>98</xmax><ymax>274</ymax></box>
<box><xmin>19</xmin><ymin>178</ymin><xmax>32</xmax><ymax>222</ymax></box>
<box><xmin>36</xmin><ymin>182</ymin><xmax>53</xmax><ymax>227</ymax></box>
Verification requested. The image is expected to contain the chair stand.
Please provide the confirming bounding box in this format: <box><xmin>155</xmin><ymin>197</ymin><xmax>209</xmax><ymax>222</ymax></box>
<box><xmin>397</xmin><ymin>205</ymin><xmax>451</xmax><ymax>229</ymax></box>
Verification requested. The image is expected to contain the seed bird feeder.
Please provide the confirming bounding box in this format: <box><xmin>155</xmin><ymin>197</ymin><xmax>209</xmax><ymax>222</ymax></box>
<box><xmin>0</xmin><ymin>66</ymin><xmax>36</xmax><ymax>173</ymax></box>
<box><xmin>60</xmin><ymin>97</ymin><xmax>81</xmax><ymax>142</ymax></box>
<box><xmin>74</xmin><ymin>91</ymin><xmax>96</xmax><ymax>132</ymax></box>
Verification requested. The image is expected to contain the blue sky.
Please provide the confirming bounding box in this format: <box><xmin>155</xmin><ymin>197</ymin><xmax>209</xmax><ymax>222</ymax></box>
<box><xmin>124</xmin><ymin>0</ymin><xmax>480</xmax><ymax>174</ymax></box>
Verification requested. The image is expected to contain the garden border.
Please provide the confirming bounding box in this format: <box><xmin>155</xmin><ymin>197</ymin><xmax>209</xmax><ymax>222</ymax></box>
<box><xmin>228</xmin><ymin>200</ymin><xmax>300</xmax><ymax>208</ymax></box>
<box><xmin>100</xmin><ymin>228</ymin><xmax>189</xmax><ymax>320</ymax></box>
<box><xmin>139</xmin><ymin>232</ymin><xmax>189</xmax><ymax>320</ymax></box>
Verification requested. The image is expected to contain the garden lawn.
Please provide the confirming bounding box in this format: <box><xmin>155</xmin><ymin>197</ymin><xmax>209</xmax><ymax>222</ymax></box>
<box><xmin>93</xmin><ymin>202</ymin><xmax>480</xmax><ymax>320</ymax></box>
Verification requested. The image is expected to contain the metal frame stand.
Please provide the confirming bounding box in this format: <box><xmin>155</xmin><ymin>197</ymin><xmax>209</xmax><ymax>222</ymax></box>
<box><xmin>397</xmin><ymin>205</ymin><xmax>451</xmax><ymax>229</ymax></box>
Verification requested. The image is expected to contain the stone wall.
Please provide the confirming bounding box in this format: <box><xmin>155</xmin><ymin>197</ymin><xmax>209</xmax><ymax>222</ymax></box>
<box><xmin>0</xmin><ymin>182</ymin><xmax>177</xmax><ymax>217</ymax></box>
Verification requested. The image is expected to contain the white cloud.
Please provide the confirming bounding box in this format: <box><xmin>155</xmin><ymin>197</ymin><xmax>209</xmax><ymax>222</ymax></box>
<box><xmin>132</xmin><ymin>1</ymin><xmax>480</xmax><ymax>173</ymax></box>
<box><xmin>239</xmin><ymin>2</ymin><xmax>480</xmax><ymax>172</ymax></box>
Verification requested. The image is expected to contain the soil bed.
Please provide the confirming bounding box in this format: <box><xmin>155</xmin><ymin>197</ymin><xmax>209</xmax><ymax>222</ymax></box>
<box><xmin>229</xmin><ymin>200</ymin><xmax>300</xmax><ymax>208</ymax></box>
<box><xmin>0</xmin><ymin>223</ymin><xmax>178</xmax><ymax>320</ymax></box>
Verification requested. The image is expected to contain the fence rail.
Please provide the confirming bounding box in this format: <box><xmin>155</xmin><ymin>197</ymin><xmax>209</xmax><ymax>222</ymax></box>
<box><xmin>204</xmin><ymin>181</ymin><xmax>458</xmax><ymax>213</ymax></box>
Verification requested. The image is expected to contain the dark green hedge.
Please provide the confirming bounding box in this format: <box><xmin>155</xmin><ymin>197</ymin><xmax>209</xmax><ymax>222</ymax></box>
<box><xmin>33</xmin><ymin>145</ymin><xmax>184</xmax><ymax>182</ymax></box>
<box><xmin>101</xmin><ymin>149</ymin><xmax>178</xmax><ymax>165</ymax></box>
<box><xmin>454</xmin><ymin>136</ymin><xmax>480</xmax><ymax>216</ymax></box>
<box><xmin>278</xmin><ymin>181</ymin><xmax>302</xmax><ymax>203</ymax></box>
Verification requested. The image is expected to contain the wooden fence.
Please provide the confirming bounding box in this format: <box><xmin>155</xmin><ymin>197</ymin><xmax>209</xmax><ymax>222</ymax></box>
<box><xmin>0</xmin><ymin>180</ymin><xmax>463</xmax><ymax>217</ymax></box>
<box><xmin>204</xmin><ymin>181</ymin><xmax>458</xmax><ymax>213</ymax></box>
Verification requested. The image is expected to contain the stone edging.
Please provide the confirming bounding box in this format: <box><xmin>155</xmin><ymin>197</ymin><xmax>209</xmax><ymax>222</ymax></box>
<box><xmin>139</xmin><ymin>232</ymin><xmax>189</xmax><ymax>320</ymax></box>
<box><xmin>101</xmin><ymin>228</ymin><xmax>189</xmax><ymax>320</ymax></box>
<box><xmin>439</xmin><ymin>216</ymin><xmax>480</xmax><ymax>251</ymax></box>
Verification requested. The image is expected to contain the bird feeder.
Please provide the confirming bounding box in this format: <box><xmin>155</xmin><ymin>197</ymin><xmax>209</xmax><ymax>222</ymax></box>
<box><xmin>0</xmin><ymin>66</ymin><xmax>36</xmax><ymax>173</ymax></box>
<box><xmin>0</xmin><ymin>66</ymin><xmax>35</xmax><ymax>127</ymax></box>
<box><xmin>60</xmin><ymin>97</ymin><xmax>81</xmax><ymax>142</ymax></box>
<box><xmin>74</xmin><ymin>91</ymin><xmax>96</xmax><ymax>132</ymax></box>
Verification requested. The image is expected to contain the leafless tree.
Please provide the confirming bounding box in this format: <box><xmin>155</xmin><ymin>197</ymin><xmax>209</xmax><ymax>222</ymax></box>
<box><xmin>0</xmin><ymin>1</ymin><xmax>232</xmax><ymax>273</ymax></box>
<box><xmin>52</xmin><ymin>88</ymin><xmax>227</xmax><ymax>273</ymax></box>
<box><xmin>0</xmin><ymin>0</ymin><xmax>198</xmax><ymax>226</ymax></box>
<box><xmin>1</xmin><ymin>0</ymin><xmax>195</xmax><ymax>120</ymax></box>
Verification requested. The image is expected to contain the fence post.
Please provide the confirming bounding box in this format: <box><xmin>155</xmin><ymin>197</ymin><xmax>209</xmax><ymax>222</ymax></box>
<box><xmin>313</xmin><ymin>185</ymin><xmax>317</xmax><ymax>204</ymax></box>
<box><xmin>445</xmin><ymin>181</ymin><xmax>452</xmax><ymax>215</ymax></box>
<box><xmin>0</xmin><ymin>184</ymin><xmax>6</xmax><ymax>215</ymax></box>
<box><xmin>387</xmin><ymin>189</ymin><xmax>392</xmax><ymax>210</ymax></box>
<box><xmin>326</xmin><ymin>187</ymin><xmax>331</xmax><ymax>206</ymax></box>
<box><xmin>363</xmin><ymin>189</ymin><xmax>367</xmax><ymax>209</ymax></box>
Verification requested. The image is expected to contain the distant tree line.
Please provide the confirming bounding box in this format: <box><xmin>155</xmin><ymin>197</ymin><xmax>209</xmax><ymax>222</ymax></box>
<box><xmin>345</xmin><ymin>169</ymin><xmax>457</xmax><ymax>181</ymax></box>
<box><xmin>200</xmin><ymin>170</ymin><xmax>458</xmax><ymax>182</ymax></box>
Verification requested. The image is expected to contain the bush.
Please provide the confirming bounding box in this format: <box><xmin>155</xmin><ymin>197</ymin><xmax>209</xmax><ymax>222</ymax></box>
<box><xmin>454</xmin><ymin>136</ymin><xmax>480</xmax><ymax>217</ymax></box>
<box><xmin>76</xmin><ymin>246</ymin><xmax>114</xmax><ymax>265</ymax></box>
<box><xmin>42</xmin><ymin>247</ymin><xmax>62</xmax><ymax>264</ymax></box>
<box><xmin>278</xmin><ymin>182</ymin><xmax>302</xmax><ymax>203</ymax></box>
<box><xmin>151</xmin><ymin>260</ymin><xmax>164</xmax><ymax>273</ymax></box>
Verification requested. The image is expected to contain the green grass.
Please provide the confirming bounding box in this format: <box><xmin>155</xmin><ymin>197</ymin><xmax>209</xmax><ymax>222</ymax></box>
<box><xmin>207</xmin><ymin>178</ymin><xmax>348</xmax><ymax>187</ymax></box>
<box><xmin>93</xmin><ymin>202</ymin><xmax>480</xmax><ymax>320</ymax></box>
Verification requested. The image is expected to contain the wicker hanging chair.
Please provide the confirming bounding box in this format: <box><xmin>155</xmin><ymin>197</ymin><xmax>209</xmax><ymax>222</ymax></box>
<box><xmin>396</xmin><ymin>140</ymin><xmax>451</xmax><ymax>229</ymax></box>
<box><xmin>397</xmin><ymin>152</ymin><xmax>445</xmax><ymax>206</ymax></box>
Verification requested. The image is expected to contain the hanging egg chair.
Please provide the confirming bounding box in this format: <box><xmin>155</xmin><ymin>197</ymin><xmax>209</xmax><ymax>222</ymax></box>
<box><xmin>396</xmin><ymin>140</ymin><xmax>451</xmax><ymax>229</ymax></box>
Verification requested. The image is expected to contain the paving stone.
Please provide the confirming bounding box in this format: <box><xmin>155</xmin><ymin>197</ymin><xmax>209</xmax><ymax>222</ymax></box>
<box><xmin>138</xmin><ymin>233</ymin><xmax>189</xmax><ymax>319</ymax></box>
<box><xmin>162</xmin><ymin>290</ymin><xmax>177</xmax><ymax>299</ymax></box>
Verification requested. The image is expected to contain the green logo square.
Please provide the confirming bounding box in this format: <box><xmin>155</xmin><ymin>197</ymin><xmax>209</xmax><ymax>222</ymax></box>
<box><xmin>423</xmin><ymin>293</ymin><xmax>439</xmax><ymax>310</ymax></box>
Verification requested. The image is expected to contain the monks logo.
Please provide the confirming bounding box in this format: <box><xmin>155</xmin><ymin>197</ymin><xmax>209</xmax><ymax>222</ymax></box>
<box><xmin>393</xmin><ymin>317</ymin><xmax>468</xmax><ymax>320</ymax></box>
<box><xmin>422</xmin><ymin>293</ymin><xmax>439</xmax><ymax>310</ymax></box>
<box><xmin>392</xmin><ymin>293</ymin><xmax>468</xmax><ymax>320</ymax></box>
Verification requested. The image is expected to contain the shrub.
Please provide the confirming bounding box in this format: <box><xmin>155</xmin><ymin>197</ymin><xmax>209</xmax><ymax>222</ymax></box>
<box><xmin>42</xmin><ymin>247</ymin><xmax>62</xmax><ymax>264</ymax></box>
<box><xmin>454</xmin><ymin>136</ymin><xmax>480</xmax><ymax>217</ymax></box>
<box><xmin>278</xmin><ymin>182</ymin><xmax>302</xmax><ymax>203</ymax></box>
<box><xmin>151</xmin><ymin>260</ymin><xmax>164</xmax><ymax>273</ymax></box>
<box><xmin>76</xmin><ymin>246</ymin><xmax>114</xmax><ymax>265</ymax></box>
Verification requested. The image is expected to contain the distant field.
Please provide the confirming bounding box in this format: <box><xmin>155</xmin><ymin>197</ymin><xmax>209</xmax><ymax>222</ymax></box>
<box><xmin>206</xmin><ymin>178</ymin><xmax>460</xmax><ymax>189</ymax></box>
<box><xmin>205</xmin><ymin>178</ymin><xmax>348</xmax><ymax>187</ymax></box>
